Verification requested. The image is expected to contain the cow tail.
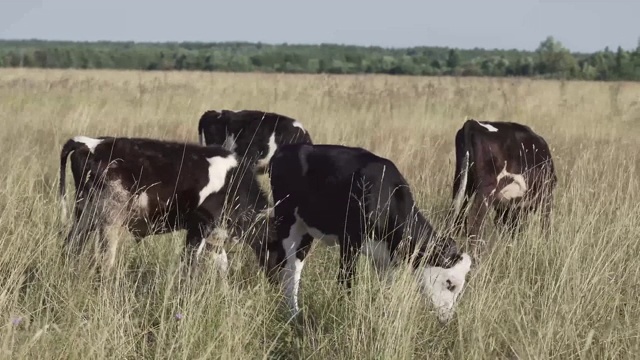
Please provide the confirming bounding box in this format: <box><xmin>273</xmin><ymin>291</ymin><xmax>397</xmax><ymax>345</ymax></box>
<box><xmin>59</xmin><ymin>138</ymin><xmax>85</xmax><ymax>220</ymax></box>
<box><xmin>452</xmin><ymin>120</ymin><xmax>473</xmax><ymax>219</ymax></box>
<box><xmin>452</xmin><ymin>151</ymin><xmax>469</xmax><ymax>218</ymax></box>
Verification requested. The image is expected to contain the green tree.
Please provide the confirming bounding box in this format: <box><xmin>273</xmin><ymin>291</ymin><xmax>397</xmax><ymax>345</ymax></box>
<box><xmin>446</xmin><ymin>49</ymin><xmax>460</xmax><ymax>69</ymax></box>
<box><xmin>535</xmin><ymin>36</ymin><xmax>578</xmax><ymax>78</ymax></box>
<box><xmin>0</xmin><ymin>38</ymin><xmax>638</xmax><ymax>80</ymax></box>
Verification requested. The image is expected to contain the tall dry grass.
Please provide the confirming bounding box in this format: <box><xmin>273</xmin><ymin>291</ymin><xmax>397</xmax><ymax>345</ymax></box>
<box><xmin>0</xmin><ymin>68</ymin><xmax>638</xmax><ymax>359</ymax></box>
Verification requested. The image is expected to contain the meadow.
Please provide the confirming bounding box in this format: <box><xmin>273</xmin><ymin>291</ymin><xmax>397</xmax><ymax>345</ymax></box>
<box><xmin>0</xmin><ymin>68</ymin><xmax>638</xmax><ymax>359</ymax></box>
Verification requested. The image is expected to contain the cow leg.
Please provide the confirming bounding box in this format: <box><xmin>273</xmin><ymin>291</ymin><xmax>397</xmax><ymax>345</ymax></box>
<box><xmin>280</xmin><ymin>230</ymin><xmax>313</xmax><ymax>316</ymax></box>
<box><xmin>63</xmin><ymin>195</ymin><xmax>100</xmax><ymax>261</ymax></box>
<box><xmin>184</xmin><ymin>226</ymin><xmax>215</xmax><ymax>275</ymax></box>
<box><xmin>98</xmin><ymin>222</ymin><xmax>124</xmax><ymax>272</ymax></box>
<box><xmin>338</xmin><ymin>235</ymin><xmax>361</xmax><ymax>292</ymax></box>
<box><xmin>183</xmin><ymin>211</ymin><xmax>218</xmax><ymax>275</ymax></box>
<box><xmin>494</xmin><ymin>206</ymin><xmax>509</xmax><ymax>229</ymax></box>
<box><xmin>254</xmin><ymin>239</ymin><xmax>282</xmax><ymax>285</ymax></box>
<box><xmin>495</xmin><ymin>206</ymin><xmax>520</xmax><ymax>239</ymax></box>
<box><xmin>540</xmin><ymin>192</ymin><xmax>554</xmax><ymax>239</ymax></box>
<box><xmin>504</xmin><ymin>207</ymin><xmax>523</xmax><ymax>239</ymax></box>
<box><xmin>268</xmin><ymin>207</ymin><xmax>314</xmax><ymax>316</ymax></box>
<box><xmin>64</xmin><ymin>210</ymin><xmax>93</xmax><ymax>256</ymax></box>
<box><xmin>467</xmin><ymin>192</ymin><xmax>490</xmax><ymax>247</ymax></box>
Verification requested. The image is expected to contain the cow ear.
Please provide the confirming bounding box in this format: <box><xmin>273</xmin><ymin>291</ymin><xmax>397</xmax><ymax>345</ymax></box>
<box><xmin>433</xmin><ymin>236</ymin><xmax>461</xmax><ymax>268</ymax></box>
<box><xmin>445</xmin><ymin>252</ymin><xmax>463</xmax><ymax>268</ymax></box>
<box><xmin>419</xmin><ymin>239</ymin><xmax>456</xmax><ymax>268</ymax></box>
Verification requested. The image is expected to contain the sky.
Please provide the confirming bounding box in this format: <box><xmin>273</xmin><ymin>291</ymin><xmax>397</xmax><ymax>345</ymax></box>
<box><xmin>0</xmin><ymin>0</ymin><xmax>638</xmax><ymax>53</ymax></box>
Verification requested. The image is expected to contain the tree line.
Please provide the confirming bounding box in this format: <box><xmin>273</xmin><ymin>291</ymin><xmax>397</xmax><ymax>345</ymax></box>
<box><xmin>1</xmin><ymin>36</ymin><xmax>639</xmax><ymax>81</ymax></box>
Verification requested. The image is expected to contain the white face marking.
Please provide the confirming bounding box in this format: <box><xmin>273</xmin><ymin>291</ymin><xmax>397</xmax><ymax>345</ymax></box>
<box><xmin>257</xmin><ymin>132</ymin><xmax>277</xmax><ymax>169</ymax></box>
<box><xmin>292</xmin><ymin>121</ymin><xmax>305</xmax><ymax>132</ymax></box>
<box><xmin>199</xmin><ymin>132</ymin><xmax>206</xmax><ymax>146</ymax></box>
<box><xmin>73</xmin><ymin>136</ymin><xmax>103</xmax><ymax>153</ymax></box>
<box><xmin>417</xmin><ymin>253</ymin><xmax>472</xmax><ymax>324</ymax></box>
<box><xmin>222</xmin><ymin>134</ymin><xmax>237</xmax><ymax>152</ymax></box>
<box><xmin>198</xmin><ymin>154</ymin><xmax>238</xmax><ymax>206</ymax></box>
<box><xmin>491</xmin><ymin>161</ymin><xmax>528</xmax><ymax>201</ymax></box>
<box><xmin>280</xmin><ymin>208</ymin><xmax>309</xmax><ymax>315</ymax></box>
<box><xmin>475</xmin><ymin>120</ymin><xmax>498</xmax><ymax>132</ymax></box>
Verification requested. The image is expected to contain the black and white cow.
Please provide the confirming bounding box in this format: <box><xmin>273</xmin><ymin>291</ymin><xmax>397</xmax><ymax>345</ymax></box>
<box><xmin>59</xmin><ymin>135</ymin><xmax>272</xmax><ymax>272</ymax></box>
<box><xmin>197</xmin><ymin>109</ymin><xmax>313</xmax><ymax>173</ymax></box>
<box><xmin>450</xmin><ymin>119</ymin><xmax>557</xmax><ymax>242</ymax></box>
<box><xmin>263</xmin><ymin>143</ymin><xmax>472</xmax><ymax>324</ymax></box>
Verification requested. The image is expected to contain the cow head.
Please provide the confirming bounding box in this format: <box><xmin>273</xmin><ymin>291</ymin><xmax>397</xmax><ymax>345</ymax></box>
<box><xmin>416</xmin><ymin>241</ymin><xmax>472</xmax><ymax>324</ymax></box>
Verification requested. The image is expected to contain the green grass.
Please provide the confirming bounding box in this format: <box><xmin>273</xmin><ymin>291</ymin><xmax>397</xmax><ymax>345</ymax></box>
<box><xmin>0</xmin><ymin>68</ymin><xmax>639</xmax><ymax>359</ymax></box>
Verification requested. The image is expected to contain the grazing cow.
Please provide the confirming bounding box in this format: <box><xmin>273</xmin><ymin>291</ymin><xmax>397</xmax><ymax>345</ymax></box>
<box><xmin>450</xmin><ymin>119</ymin><xmax>557</xmax><ymax>242</ymax></box>
<box><xmin>59</xmin><ymin>135</ymin><xmax>272</xmax><ymax>272</ymax></box>
<box><xmin>263</xmin><ymin>143</ymin><xmax>472</xmax><ymax>324</ymax></box>
<box><xmin>197</xmin><ymin>109</ymin><xmax>313</xmax><ymax>173</ymax></box>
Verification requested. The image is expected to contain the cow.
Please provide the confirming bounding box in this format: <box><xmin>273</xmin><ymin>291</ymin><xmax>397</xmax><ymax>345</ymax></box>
<box><xmin>197</xmin><ymin>109</ymin><xmax>313</xmax><ymax>174</ymax></box>
<box><xmin>58</xmin><ymin>135</ymin><xmax>272</xmax><ymax>273</ymax></box>
<box><xmin>450</xmin><ymin>119</ymin><xmax>557</xmax><ymax>245</ymax></box>
<box><xmin>262</xmin><ymin>143</ymin><xmax>473</xmax><ymax>324</ymax></box>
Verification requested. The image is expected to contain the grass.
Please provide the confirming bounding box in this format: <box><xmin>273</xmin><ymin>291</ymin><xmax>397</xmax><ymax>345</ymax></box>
<box><xmin>0</xmin><ymin>68</ymin><xmax>639</xmax><ymax>359</ymax></box>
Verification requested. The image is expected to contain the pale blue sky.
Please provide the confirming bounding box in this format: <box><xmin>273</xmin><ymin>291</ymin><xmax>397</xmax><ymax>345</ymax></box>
<box><xmin>1</xmin><ymin>0</ymin><xmax>638</xmax><ymax>52</ymax></box>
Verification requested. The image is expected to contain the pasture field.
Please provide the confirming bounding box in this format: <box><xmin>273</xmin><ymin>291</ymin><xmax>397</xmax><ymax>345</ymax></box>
<box><xmin>0</xmin><ymin>68</ymin><xmax>639</xmax><ymax>359</ymax></box>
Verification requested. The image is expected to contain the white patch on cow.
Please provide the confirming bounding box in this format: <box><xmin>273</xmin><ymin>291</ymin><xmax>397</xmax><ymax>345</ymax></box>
<box><xmin>135</xmin><ymin>192</ymin><xmax>149</xmax><ymax>212</ymax></box>
<box><xmin>199</xmin><ymin>132</ymin><xmax>206</xmax><ymax>146</ymax></box>
<box><xmin>255</xmin><ymin>202</ymin><xmax>275</xmax><ymax>223</ymax></box>
<box><xmin>257</xmin><ymin>132</ymin><xmax>277</xmax><ymax>169</ymax></box>
<box><xmin>60</xmin><ymin>201</ymin><xmax>68</xmax><ymax>220</ymax></box>
<box><xmin>196</xmin><ymin>229</ymin><xmax>230</xmax><ymax>275</ymax></box>
<box><xmin>306</xmin><ymin>226</ymin><xmax>339</xmax><ymax>247</ymax></box>
<box><xmin>222</xmin><ymin>134</ymin><xmax>237</xmax><ymax>152</ymax></box>
<box><xmin>280</xmin><ymin>209</ymin><xmax>308</xmax><ymax>315</ymax></box>
<box><xmin>362</xmin><ymin>240</ymin><xmax>392</xmax><ymax>274</ymax></box>
<box><xmin>99</xmin><ymin>179</ymin><xmax>132</xmax><ymax>271</ymax></box>
<box><xmin>103</xmin><ymin>225</ymin><xmax>120</xmax><ymax>270</ymax></box>
<box><xmin>491</xmin><ymin>161</ymin><xmax>528</xmax><ymax>201</ymax></box>
<box><xmin>211</xmin><ymin>248</ymin><xmax>229</xmax><ymax>274</ymax></box>
<box><xmin>196</xmin><ymin>238</ymin><xmax>207</xmax><ymax>258</ymax></box>
<box><xmin>417</xmin><ymin>253</ymin><xmax>472</xmax><ymax>324</ymax></box>
<box><xmin>198</xmin><ymin>154</ymin><xmax>238</xmax><ymax>206</ymax></box>
<box><xmin>73</xmin><ymin>136</ymin><xmax>103</xmax><ymax>153</ymax></box>
<box><xmin>211</xmin><ymin>227</ymin><xmax>229</xmax><ymax>242</ymax></box>
<box><xmin>292</xmin><ymin>121</ymin><xmax>305</xmax><ymax>132</ymax></box>
<box><xmin>475</xmin><ymin>120</ymin><xmax>498</xmax><ymax>132</ymax></box>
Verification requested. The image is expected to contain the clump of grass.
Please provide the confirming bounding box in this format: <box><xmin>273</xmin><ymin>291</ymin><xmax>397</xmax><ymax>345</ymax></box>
<box><xmin>0</xmin><ymin>68</ymin><xmax>638</xmax><ymax>359</ymax></box>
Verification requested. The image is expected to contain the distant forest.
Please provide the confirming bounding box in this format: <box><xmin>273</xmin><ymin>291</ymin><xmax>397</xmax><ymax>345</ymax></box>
<box><xmin>1</xmin><ymin>36</ymin><xmax>639</xmax><ymax>81</ymax></box>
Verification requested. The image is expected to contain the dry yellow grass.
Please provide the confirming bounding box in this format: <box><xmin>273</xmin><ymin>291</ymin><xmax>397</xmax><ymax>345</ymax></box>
<box><xmin>0</xmin><ymin>68</ymin><xmax>639</xmax><ymax>359</ymax></box>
